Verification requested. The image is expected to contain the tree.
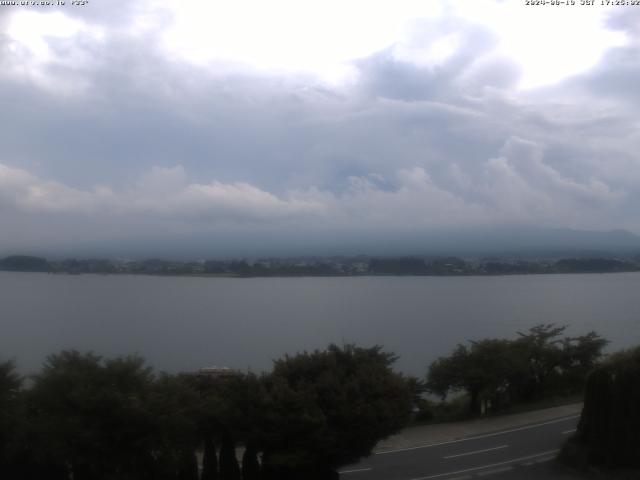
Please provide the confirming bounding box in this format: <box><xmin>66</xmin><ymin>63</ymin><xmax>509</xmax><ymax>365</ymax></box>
<box><xmin>514</xmin><ymin>324</ymin><xmax>607</xmax><ymax>400</ymax></box>
<box><xmin>260</xmin><ymin>344</ymin><xmax>412</xmax><ymax>478</ymax></box>
<box><xmin>219</xmin><ymin>432</ymin><xmax>241</xmax><ymax>480</ymax></box>
<box><xmin>26</xmin><ymin>351</ymin><xmax>159</xmax><ymax>479</ymax></box>
<box><xmin>0</xmin><ymin>360</ymin><xmax>20</xmax><ymax>398</ymax></box>
<box><xmin>176</xmin><ymin>449</ymin><xmax>199</xmax><ymax>480</ymax></box>
<box><xmin>427</xmin><ymin>340</ymin><xmax>516</xmax><ymax>414</ymax></box>
<box><xmin>2</xmin><ymin>345</ymin><xmax>414</xmax><ymax>480</ymax></box>
<box><xmin>558</xmin><ymin>331</ymin><xmax>608</xmax><ymax>393</ymax></box>
<box><xmin>0</xmin><ymin>255</ymin><xmax>49</xmax><ymax>272</ymax></box>
<box><xmin>22</xmin><ymin>351</ymin><xmax>207</xmax><ymax>480</ymax></box>
<box><xmin>369</xmin><ymin>257</ymin><xmax>427</xmax><ymax>275</ymax></box>
<box><xmin>241</xmin><ymin>442</ymin><xmax>260</xmax><ymax>480</ymax></box>
<box><xmin>201</xmin><ymin>436</ymin><xmax>218</xmax><ymax>480</ymax></box>
<box><xmin>427</xmin><ymin>325</ymin><xmax>608</xmax><ymax>414</ymax></box>
<box><xmin>513</xmin><ymin>324</ymin><xmax>568</xmax><ymax>400</ymax></box>
<box><xmin>0</xmin><ymin>360</ymin><xmax>23</xmax><ymax>479</ymax></box>
<box><xmin>188</xmin><ymin>371</ymin><xmax>266</xmax><ymax>480</ymax></box>
<box><xmin>427</xmin><ymin>344</ymin><xmax>469</xmax><ymax>400</ymax></box>
<box><xmin>562</xmin><ymin>346</ymin><xmax>640</xmax><ymax>468</ymax></box>
<box><xmin>145</xmin><ymin>373</ymin><xmax>202</xmax><ymax>479</ymax></box>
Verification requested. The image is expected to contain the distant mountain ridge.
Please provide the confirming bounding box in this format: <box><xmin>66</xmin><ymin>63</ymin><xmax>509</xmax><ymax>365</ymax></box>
<box><xmin>417</xmin><ymin>227</ymin><xmax>640</xmax><ymax>257</ymax></box>
<box><xmin>1</xmin><ymin>227</ymin><xmax>639</xmax><ymax>260</ymax></box>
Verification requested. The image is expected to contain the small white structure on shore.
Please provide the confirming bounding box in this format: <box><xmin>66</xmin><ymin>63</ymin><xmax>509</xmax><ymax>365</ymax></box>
<box><xmin>195</xmin><ymin>366</ymin><xmax>242</xmax><ymax>378</ymax></box>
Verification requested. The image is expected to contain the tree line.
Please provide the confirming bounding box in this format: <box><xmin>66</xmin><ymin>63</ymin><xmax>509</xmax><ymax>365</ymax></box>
<box><xmin>0</xmin><ymin>345</ymin><xmax>413</xmax><ymax>480</ymax></box>
<box><xmin>3</xmin><ymin>254</ymin><xmax>640</xmax><ymax>277</ymax></box>
<box><xmin>0</xmin><ymin>325</ymin><xmax>621</xmax><ymax>479</ymax></box>
<box><xmin>427</xmin><ymin>327</ymin><xmax>640</xmax><ymax>473</ymax></box>
<box><xmin>425</xmin><ymin>324</ymin><xmax>608</xmax><ymax>416</ymax></box>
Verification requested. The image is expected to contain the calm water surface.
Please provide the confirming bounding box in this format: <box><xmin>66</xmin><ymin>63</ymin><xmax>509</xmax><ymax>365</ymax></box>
<box><xmin>1</xmin><ymin>272</ymin><xmax>639</xmax><ymax>376</ymax></box>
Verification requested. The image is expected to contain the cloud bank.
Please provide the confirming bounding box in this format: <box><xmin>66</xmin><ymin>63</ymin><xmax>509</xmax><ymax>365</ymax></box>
<box><xmin>0</xmin><ymin>2</ymin><xmax>639</xmax><ymax>255</ymax></box>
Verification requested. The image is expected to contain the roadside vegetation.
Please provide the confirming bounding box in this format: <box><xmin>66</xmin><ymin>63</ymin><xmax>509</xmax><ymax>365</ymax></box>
<box><xmin>422</xmin><ymin>325</ymin><xmax>639</xmax><ymax>474</ymax></box>
<box><xmin>0</xmin><ymin>345</ymin><xmax>412</xmax><ymax>480</ymax></box>
<box><xmin>421</xmin><ymin>324</ymin><xmax>607</xmax><ymax>419</ymax></box>
<box><xmin>1</xmin><ymin>325</ymin><xmax>633</xmax><ymax>478</ymax></box>
<box><xmin>560</xmin><ymin>346</ymin><xmax>640</xmax><ymax>473</ymax></box>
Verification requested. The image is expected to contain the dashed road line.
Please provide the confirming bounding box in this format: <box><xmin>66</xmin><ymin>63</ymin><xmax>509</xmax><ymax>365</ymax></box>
<box><xmin>407</xmin><ymin>449</ymin><xmax>560</xmax><ymax>480</ymax></box>
<box><xmin>562</xmin><ymin>429</ymin><xmax>576</xmax><ymax>435</ymax></box>
<box><xmin>444</xmin><ymin>445</ymin><xmax>508</xmax><ymax>459</ymax></box>
<box><xmin>534</xmin><ymin>456</ymin><xmax>556</xmax><ymax>464</ymax></box>
<box><xmin>339</xmin><ymin>467</ymin><xmax>372</xmax><ymax>474</ymax></box>
<box><xmin>375</xmin><ymin>415</ymin><xmax>579</xmax><ymax>455</ymax></box>
<box><xmin>476</xmin><ymin>465</ymin><xmax>514</xmax><ymax>476</ymax></box>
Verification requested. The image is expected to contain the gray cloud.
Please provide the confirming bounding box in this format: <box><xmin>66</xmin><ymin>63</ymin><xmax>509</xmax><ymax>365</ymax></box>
<box><xmin>0</xmin><ymin>4</ymin><xmax>639</xmax><ymax>255</ymax></box>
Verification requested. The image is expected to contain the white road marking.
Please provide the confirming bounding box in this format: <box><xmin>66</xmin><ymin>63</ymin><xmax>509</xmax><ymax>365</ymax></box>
<box><xmin>562</xmin><ymin>429</ymin><xmax>576</xmax><ymax>435</ymax></box>
<box><xmin>375</xmin><ymin>415</ymin><xmax>579</xmax><ymax>455</ymax></box>
<box><xmin>443</xmin><ymin>445</ymin><xmax>508</xmax><ymax>459</ymax></box>
<box><xmin>407</xmin><ymin>449</ymin><xmax>560</xmax><ymax>480</ymax></box>
<box><xmin>339</xmin><ymin>467</ymin><xmax>372</xmax><ymax>474</ymax></box>
<box><xmin>477</xmin><ymin>466</ymin><xmax>513</xmax><ymax>476</ymax></box>
<box><xmin>534</xmin><ymin>456</ymin><xmax>556</xmax><ymax>464</ymax></box>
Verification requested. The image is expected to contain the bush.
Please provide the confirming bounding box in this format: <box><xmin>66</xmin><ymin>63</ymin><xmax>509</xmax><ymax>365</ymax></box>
<box><xmin>563</xmin><ymin>346</ymin><xmax>640</xmax><ymax>469</ymax></box>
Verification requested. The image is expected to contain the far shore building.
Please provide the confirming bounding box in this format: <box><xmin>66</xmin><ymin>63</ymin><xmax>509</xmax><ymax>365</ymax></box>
<box><xmin>193</xmin><ymin>366</ymin><xmax>243</xmax><ymax>379</ymax></box>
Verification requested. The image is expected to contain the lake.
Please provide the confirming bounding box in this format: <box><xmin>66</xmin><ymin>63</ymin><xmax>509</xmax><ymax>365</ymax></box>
<box><xmin>1</xmin><ymin>271</ymin><xmax>639</xmax><ymax>376</ymax></box>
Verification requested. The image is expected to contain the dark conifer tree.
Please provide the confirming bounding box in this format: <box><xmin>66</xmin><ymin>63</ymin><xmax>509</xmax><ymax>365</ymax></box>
<box><xmin>177</xmin><ymin>449</ymin><xmax>199</xmax><ymax>480</ymax></box>
<box><xmin>201</xmin><ymin>436</ymin><xmax>219</xmax><ymax>480</ymax></box>
<box><xmin>564</xmin><ymin>346</ymin><xmax>640</xmax><ymax>468</ymax></box>
<box><xmin>241</xmin><ymin>442</ymin><xmax>260</xmax><ymax>480</ymax></box>
<box><xmin>219</xmin><ymin>432</ymin><xmax>241</xmax><ymax>480</ymax></box>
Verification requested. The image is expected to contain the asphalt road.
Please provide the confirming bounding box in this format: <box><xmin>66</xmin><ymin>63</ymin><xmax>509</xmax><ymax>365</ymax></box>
<box><xmin>339</xmin><ymin>414</ymin><xmax>580</xmax><ymax>480</ymax></box>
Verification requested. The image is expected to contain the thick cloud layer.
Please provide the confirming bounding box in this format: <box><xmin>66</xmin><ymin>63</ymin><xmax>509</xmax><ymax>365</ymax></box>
<box><xmin>0</xmin><ymin>2</ymin><xmax>639</xmax><ymax>256</ymax></box>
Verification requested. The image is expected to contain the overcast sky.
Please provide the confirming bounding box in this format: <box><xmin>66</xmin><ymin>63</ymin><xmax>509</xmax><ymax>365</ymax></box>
<box><xmin>1</xmin><ymin>0</ymin><xmax>639</xmax><ymax>257</ymax></box>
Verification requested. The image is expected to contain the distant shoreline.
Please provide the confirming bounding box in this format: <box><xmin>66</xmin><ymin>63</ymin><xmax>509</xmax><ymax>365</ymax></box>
<box><xmin>2</xmin><ymin>254</ymin><xmax>639</xmax><ymax>278</ymax></box>
<box><xmin>4</xmin><ymin>269</ymin><xmax>640</xmax><ymax>279</ymax></box>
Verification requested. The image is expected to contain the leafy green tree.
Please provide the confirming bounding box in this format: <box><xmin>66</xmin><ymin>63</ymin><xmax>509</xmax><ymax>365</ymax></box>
<box><xmin>260</xmin><ymin>344</ymin><xmax>412</xmax><ymax>479</ymax></box>
<box><xmin>189</xmin><ymin>371</ymin><xmax>267</xmax><ymax>479</ymax></box>
<box><xmin>513</xmin><ymin>324</ymin><xmax>607</xmax><ymax>400</ymax></box>
<box><xmin>558</xmin><ymin>331</ymin><xmax>609</xmax><ymax>393</ymax></box>
<box><xmin>427</xmin><ymin>325</ymin><xmax>608</xmax><ymax>414</ymax></box>
<box><xmin>2</xmin><ymin>345</ymin><xmax>417</xmax><ymax>480</ymax></box>
<box><xmin>427</xmin><ymin>344</ymin><xmax>468</xmax><ymax>400</ymax></box>
<box><xmin>26</xmin><ymin>351</ymin><xmax>158</xmax><ymax>479</ymax></box>
<box><xmin>0</xmin><ymin>360</ymin><xmax>20</xmax><ymax>398</ymax></box>
<box><xmin>0</xmin><ymin>360</ymin><xmax>23</xmax><ymax>478</ymax></box>
<box><xmin>22</xmin><ymin>351</ymin><xmax>205</xmax><ymax>480</ymax></box>
<box><xmin>513</xmin><ymin>324</ymin><xmax>568</xmax><ymax>400</ymax></box>
<box><xmin>145</xmin><ymin>373</ymin><xmax>202</xmax><ymax>479</ymax></box>
<box><xmin>427</xmin><ymin>340</ymin><xmax>515</xmax><ymax>414</ymax></box>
